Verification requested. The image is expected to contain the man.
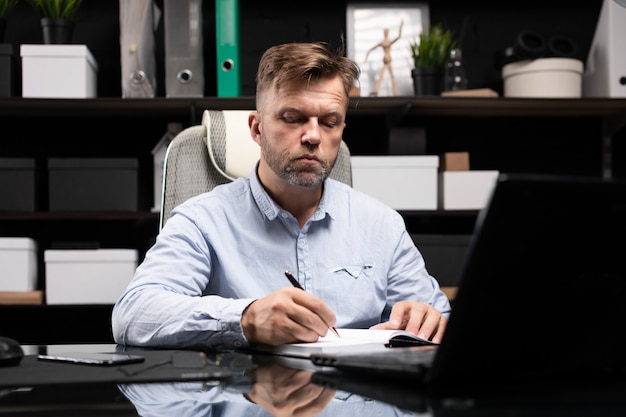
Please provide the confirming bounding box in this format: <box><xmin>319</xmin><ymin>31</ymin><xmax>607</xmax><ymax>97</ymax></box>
<box><xmin>112</xmin><ymin>42</ymin><xmax>450</xmax><ymax>350</ymax></box>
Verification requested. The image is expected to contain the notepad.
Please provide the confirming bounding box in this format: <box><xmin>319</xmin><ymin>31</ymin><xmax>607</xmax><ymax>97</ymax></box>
<box><xmin>249</xmin><ymin>328</ymin><xmax>436</xmax><ymax>358</ymax></box>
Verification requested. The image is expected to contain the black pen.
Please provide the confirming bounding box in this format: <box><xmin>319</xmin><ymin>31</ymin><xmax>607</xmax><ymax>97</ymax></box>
<box><xmin>284</xmin><ymin>270</ymin><xmax>341</xmax><ymax>338</ymax></box>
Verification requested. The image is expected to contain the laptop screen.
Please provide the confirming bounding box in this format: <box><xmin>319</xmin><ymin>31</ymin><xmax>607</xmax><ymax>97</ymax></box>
<box><xmin>431</xmin><ymin>174</ymin><xmax>626</xmax><ymax>384</ymax></box>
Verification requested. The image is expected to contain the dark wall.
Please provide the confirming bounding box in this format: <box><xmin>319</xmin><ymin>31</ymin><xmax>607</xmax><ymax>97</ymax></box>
<box><xmin>1</xmin><ymin>0</ymin><xmax>604</xmax><ymax>98</ymax></box>
<box><xmin>431</xmin><ymin>1</ymin><xmax>603</xmax><ymax>93</ymax></box>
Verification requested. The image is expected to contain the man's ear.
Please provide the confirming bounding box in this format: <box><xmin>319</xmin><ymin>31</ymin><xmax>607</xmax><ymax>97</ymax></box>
<box><xmin>248</xmin><ymin>111</ymin><xmax>262</xmax><ymax>145</ymax></box>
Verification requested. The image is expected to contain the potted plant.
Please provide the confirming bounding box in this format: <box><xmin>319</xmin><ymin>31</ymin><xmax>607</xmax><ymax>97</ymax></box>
<box><xmin>409</xmin><ymin>24</ymin><xmax>457</xmax><ymax>96</ymax></box>
<box><xmin>0</xmin><ymin>0</ymin><xmax>19</xmax><ymax>42</ymax></box>
<box><xmin>26</xmin><ymin>0</ymin><xmax>84</xmax><ymax>44</ymax></box>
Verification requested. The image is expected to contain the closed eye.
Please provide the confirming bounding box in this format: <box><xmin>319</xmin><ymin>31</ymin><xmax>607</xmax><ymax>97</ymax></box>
<box><xmin>320</xmin><ymin>116</ymin><xmax>341</xmax><ymax>128</ymax></box>
<box><xmin>282</xmin><ymin>116</ymin><xmax>305</xmax><ymax>124</ymax></box>
<box><xmin>280</xmin><ymin>112</ymin><xmax>343</xmax><ymax>128</ymax></box>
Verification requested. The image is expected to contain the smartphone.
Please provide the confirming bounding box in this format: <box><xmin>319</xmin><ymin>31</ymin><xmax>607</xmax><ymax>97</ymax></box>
<box><xmin>37</xmin><ymin>352</ymin><xmax>145</xmax><ymax>366</ymax></box>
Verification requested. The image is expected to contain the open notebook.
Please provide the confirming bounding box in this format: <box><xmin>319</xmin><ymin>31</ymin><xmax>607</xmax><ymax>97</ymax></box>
<box><xmin>250</xmin><ymin>328</ymin><xmax>435</xmax><ymax>358</ymax></box>
<box><xmin>309</xmin><ymin>174</ymin><xmax>626</xmax><ymax>385</ymax></box>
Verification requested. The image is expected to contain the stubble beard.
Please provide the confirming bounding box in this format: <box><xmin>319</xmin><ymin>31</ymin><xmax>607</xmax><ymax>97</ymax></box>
<box><xmin>261</xmin><ymin>142</ymin><xmax>333</xmax><ymax>188</ymax></box>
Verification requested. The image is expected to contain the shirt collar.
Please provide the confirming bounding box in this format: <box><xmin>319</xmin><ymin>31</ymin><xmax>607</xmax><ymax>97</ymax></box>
<box><xmin>248</xmin><ymin>164</ymin><xmax>338</xmax><ymax>223</ymax></box>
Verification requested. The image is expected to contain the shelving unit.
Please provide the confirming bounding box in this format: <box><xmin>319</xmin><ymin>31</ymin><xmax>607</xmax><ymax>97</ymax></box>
<box><xmin>2</xmin><ymin>95</ymin><xmax>626</xmax><ymax>343</ymax></box>
<box><xmin>2</xmin><ymin>95</ymin><xmax>625</xmax><ymax>250</ymax></box>
<box><xmin>0</xmin><ymin>0</ymin><xmax>616</xmax><ymax>345</ymax></box>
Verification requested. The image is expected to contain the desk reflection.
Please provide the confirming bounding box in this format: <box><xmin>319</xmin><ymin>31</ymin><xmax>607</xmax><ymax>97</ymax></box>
<box><xmin>118</xmin><ymin>361</ymin><xmax>427</xmax><ymax>417</ymax></box>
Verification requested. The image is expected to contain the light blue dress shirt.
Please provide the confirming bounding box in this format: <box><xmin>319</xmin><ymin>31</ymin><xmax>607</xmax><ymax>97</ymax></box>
<box><xmin>112</xmin><ymin>168</ymin><xmax>451</xmax><ymax>349</ymax></box>
<box><xmin>119</xmin><ymin>381</ymin><xmax>425</xmax><ymax>417</ymax></box>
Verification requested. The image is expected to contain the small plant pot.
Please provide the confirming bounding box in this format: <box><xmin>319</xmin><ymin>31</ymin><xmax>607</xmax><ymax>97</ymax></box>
<box><xmin>411</xmin><ymin>67</ymin><xmax>444</xmax><ymax>96</ymax></box>
<box><xmin>41</xmin><ymin>17</ymin><xmax>74</xmax><ymax>44</ymax></box>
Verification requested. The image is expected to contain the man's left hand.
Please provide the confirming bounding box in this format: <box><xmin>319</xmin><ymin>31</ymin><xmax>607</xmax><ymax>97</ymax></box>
<box><xmin>369</xmin><ymin>301</ymin><xmax>447</xmax><ymax>344</ymax></box>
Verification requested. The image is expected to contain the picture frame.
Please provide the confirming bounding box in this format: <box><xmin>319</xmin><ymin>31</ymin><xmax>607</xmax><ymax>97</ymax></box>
<box><xmin>346</xmin><ymin>3</ymin><xmax>430</xmax><ymax>97</ymax></box>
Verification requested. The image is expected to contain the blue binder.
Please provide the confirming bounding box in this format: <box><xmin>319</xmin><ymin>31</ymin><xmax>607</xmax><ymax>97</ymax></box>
<box><xmin>215</xmin><ymin>0</ymin><xmax>241</xmax><ymax>97</ymax></box>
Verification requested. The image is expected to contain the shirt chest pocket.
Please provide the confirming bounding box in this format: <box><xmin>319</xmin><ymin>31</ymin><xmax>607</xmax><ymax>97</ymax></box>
<box><xmin>332</xmin><ymin>263</ymin><xmax>373</xmax><ymax>279</ymax></box>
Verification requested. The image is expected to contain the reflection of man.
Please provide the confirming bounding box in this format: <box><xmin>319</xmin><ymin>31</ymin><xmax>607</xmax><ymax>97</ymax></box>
<box><xmin>245</xmin><ymin>364</ymin><xmax>334</xmax><ymax>417</ymax></box>
<box><xmin>119</xmin><ymin>363</ymin><xmax>420</xmax><ymax>417</ymax></box>
<box><xmin>364</xmin><ymin>20</ymin><xmax>404</xmax><ymax>96</ymax></box>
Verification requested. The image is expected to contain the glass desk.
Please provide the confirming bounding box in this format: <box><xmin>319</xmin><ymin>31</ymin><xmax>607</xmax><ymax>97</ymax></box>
<box><xmin>1</xmin><ymin>344</ymin><xmax>626</xmax><ymax>416</ymax></box>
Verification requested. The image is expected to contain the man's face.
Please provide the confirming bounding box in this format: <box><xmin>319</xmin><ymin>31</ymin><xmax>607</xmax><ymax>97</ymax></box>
<box><xmin>253</xmin><ymin>77</ymin><xmax>348</xmax><ymax>188</ymax></box>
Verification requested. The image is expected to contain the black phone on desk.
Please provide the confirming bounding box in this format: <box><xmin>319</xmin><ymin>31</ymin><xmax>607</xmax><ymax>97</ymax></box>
<box><xmin>37</xmin><ymin>352</ymin><xmax>145</xmax><ymax>366</ymax></box>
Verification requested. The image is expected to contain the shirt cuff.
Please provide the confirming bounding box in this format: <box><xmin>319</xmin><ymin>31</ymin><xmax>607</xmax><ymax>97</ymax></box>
<box><xmin>212</xmin><ymin>297</ymin><xmax>256</xmax><ymax>350</ymax></box>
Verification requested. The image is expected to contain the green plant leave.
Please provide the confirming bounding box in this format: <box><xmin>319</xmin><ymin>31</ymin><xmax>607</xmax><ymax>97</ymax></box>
<box><xmin>0</xmin><ymin>0</ymin><xmax>20</xmax><ymax>19</ymax></box>
<box><xmin>410</xmin><ymin>24</ymin><xmax>458</xmax><ymax>68</ymax></box>
<box><xmin>26</xmin><ymin>0</ymin><xmax>84</xmax><ymax>19</ymax></box>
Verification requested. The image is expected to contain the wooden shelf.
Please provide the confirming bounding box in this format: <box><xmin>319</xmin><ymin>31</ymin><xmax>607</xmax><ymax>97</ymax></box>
<box><xmin>0</xmin><ymin>97</ymin><xmax>257</xmax><ymax>118</ymax></box>
<box><xmin>3</xmin><ymin>96</ymin><xmax>626</xmax><ymax>118</ymax></box>
<box><xmin>0</xmin><ymin>211</ymin><xmax>159</xmax><ymax>221</ymax></box>
<box><xmin>3</xmin><ymin>96</ymin><xmax>625</xmax><ymax>137</ymax></box>
<box><xmin>349</xmin><ymin>96</ymin><xmax>626</xmax><ymax>117</ymax></box>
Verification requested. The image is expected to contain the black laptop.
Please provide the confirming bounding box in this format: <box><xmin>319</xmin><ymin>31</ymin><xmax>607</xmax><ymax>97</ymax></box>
<box><xmin>311</xmin><ymin>173</ymin><xmax>626</xmax><ymax>386</ymax></box>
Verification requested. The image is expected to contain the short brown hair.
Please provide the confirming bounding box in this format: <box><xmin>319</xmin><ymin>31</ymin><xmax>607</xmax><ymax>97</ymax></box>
<box><xmin>255</xmin><ymin>42</ymin><xmax>360</xmax><ymax>108</ymax></box>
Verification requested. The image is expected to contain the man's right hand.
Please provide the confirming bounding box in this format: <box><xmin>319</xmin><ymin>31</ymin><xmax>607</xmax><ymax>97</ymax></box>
<box><xmin>246</xmin><ymin>364</ymin><xmax>335</xmax><ymax>417</ymax></box>
<box><xmin>241</xmin><ymin>287</ymin><xmax>337</xmax><ymax>346</ymax></box>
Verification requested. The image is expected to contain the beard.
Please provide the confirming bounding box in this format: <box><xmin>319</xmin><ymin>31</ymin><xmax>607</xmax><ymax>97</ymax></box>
<box><xmin>260</xmin><ymin>141</ymin><xmax>335</xmax><ymax>188</ymax></box>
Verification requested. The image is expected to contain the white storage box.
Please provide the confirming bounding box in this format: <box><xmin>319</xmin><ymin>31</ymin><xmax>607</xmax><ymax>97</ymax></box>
<box><xmin>351</xmin><ymin>156</ymin><xmax>439</xmax><ymax>210</ymax></box>
<box><xmin>502</xmin><ymin>58</ymin><xmax>583</xmax><ymax>98</ymax></box>
<box><xmin>439</xmin><ymin>171</ymin><xmax>500</xmax><ymax>210</ymax></box>
<box><xmin>44</xmin><ymin>249</ymin><xmax>137</xmax><ymax>304</ymax></box>
<box><xmin>0</xmin><ymin>238</ymin><xmax>37</xmax><ymax>291</ymax></box>
<box><xmin>21</xmin><ymin>44</ymin><xmax>98</xmax><ymax>98</ymax></box>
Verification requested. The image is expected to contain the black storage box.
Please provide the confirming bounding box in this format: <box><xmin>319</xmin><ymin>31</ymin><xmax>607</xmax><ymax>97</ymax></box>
<box><xmin>48</xmin><ymin>158</ymin><xmax>138</xmax><ymax>211</ymax></box>
<box><xmin>411</xmin><ymin>234</ymin><xmax>471</xmax><ymax>287</ymax></box>
<box><xmin>0</xmin><ymin>44</ymin><xmax>21</xmax><ymax>97</ymax></box>
<box><xmin>0</xmin><ymin>158</ymin><xmax>37</xmax><ymax>211</ymax></box>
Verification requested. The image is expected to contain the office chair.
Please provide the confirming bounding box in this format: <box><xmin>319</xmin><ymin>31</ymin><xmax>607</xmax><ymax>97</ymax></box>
<box><xmin>160</xmin><ymin>109</ymin><xmax>353</xmax><ymax>229</ymax></box>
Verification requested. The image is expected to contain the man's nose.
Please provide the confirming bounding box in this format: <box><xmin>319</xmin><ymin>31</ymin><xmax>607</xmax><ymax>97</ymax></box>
<box><xmin>302</xmin><ymin>118</ymin><xmax>321</xmax><ymax>144</ymax></box>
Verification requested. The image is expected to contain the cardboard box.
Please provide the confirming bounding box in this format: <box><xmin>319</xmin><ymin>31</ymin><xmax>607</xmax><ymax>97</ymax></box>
<box><xmin>0</xmin><ymin>158</ymin><xmax>36</xmax><ymax>211</ymax></box>
<box><xmin>439</xmin><ymin>170</ymin><xmax>500</xmax><ymax>210</ymax></box>
<box><xmin>0</xmin><ymin>238</ymin><xmax>37</xmax><ymax>292</ymax></box>
<box><xmin>351</xmin><ymin>156</ymin><xmax>439</xmax><ymax>210</ymax></box>
<box><xmin>21</xmin><ymin>44</ymin><xmax>98</xmax><ymax>98</ymax></box>
<box><xmin>439</xmin><ymin>152</ymin><xmax>470</xmax><ymax>172</ymax></box>
<box><xmin>44</xmin><ymin>249</ymin><xmax>137</xmax><ymax>304</ymax></box>
<box><xmin>48</xmin><ymin>158</ymin><xmax>138</xmax><ymax>211</ymax></box>
<box><xmin>0</xmin><ymin>291</ymin><xmax>43</xmax><ymax>305</ymax></box>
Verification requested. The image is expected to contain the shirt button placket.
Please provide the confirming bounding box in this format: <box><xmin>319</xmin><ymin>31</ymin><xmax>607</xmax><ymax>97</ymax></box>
<box><xmin>297</xmin><ymin>231</ymin><xmax>310</xmax><ymax>290</ymax></box>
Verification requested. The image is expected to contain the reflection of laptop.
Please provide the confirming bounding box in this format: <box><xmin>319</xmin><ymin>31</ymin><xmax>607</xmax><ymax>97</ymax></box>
<box><xmin>311</xmin><ymin>174</ymin><xmax>626</xmax><ymax>386</ymax></box>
